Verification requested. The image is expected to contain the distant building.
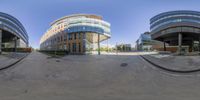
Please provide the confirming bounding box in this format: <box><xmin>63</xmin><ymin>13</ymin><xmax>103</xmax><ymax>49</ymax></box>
<box><xmin>136</xmin><ymin>32</ymin><xmax>167</xmax><ymax>51</ymax></box>
<box><xmin>136</xmin><ymin>32</ymin><xmax>152</xmax><ymax>51</ymax></box>
<box><xmin>116</xmin><ymin>44</ymin><xmax>132</xmax><ymax>52</ymax></box>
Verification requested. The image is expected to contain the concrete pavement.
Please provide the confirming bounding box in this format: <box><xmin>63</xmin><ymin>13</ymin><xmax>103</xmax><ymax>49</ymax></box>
<box><xmin>142</xmin><ymin>54</ymin><xmax>200</xmax><ymax>72</ymax></box>
<box><xmin>0</xmin><ymin>52</ymin><xmax>200</xmax><ymax>100</ymax></box>
<box><xmin>0</xmin><ymin>52</ymin><xmax>28</xmax><ymax>69</ymax></box>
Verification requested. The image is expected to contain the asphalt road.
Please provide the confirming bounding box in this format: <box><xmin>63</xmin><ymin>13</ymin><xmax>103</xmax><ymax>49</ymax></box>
<box><xmin>0</xmin><ymin>51</ymin><xmax>200</xmax><ymax>100</ymax></box>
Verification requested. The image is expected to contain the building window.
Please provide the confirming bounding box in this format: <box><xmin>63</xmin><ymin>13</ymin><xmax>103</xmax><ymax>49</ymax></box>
<box><xmin>73</xmin><ymin>43</ymin><xmax>76</xmax><ymax>52</ymax></box>
<box><xmin>83</xmin><ymin>33</ymin><xmax>86</xmax><ymax>39</ymax></box>
<box><xmin>61</xmin><ymin>36</ymin><xmax>63</xmax><ymax>42</ymax></box>
<box><xmin>70</xmin><ymin>34</ymin><xmax>72</xmax><ymax>40</ymax></box>
<box><xmin>78</xmin><ymin>33</ymin><xmax>81</xmax><ymax>39</ymax></box>
<box><xmin>74</xmin><ymin>33</ymin><xmax>77</xmax><ymax>40</ymax></box>
<box><xmin>57</xmin><ymin>37</ymin><xmax>60</xmax><ymax>43</ymax></box>
<box><xmin>79</xmin><ymin>43</ymin><xmax>81</xmax><ymax>52</ymax></box>
<box><xmin>68</xmin><ymin>43</ymin><xmax>71</xmax><ymax>52</ymax></box>
<box><xmin>67</xmin><ymin>34</ymin><xmax>70</xmax><ymax>40</ymax></box>
<box><xmin>64</xmin><ymin>34</ymin><xmax>66</xmax><ymax>41</ymax></box>
<box><xmin>64</xmin><ymin>44</ymin><xmax>67</xmax><ymax>50</ymax></box>
<box><xmin>68</xmin><ymin>34</ymin><xmax>72</xmax><ymax>40</ymax></box>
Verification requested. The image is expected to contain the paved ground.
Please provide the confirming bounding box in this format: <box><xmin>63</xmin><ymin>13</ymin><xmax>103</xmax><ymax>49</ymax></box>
<box><xmin>92</xmin><ymin>51</ymin><xmax>158</xmax><ymax>55</ymax></box>
<box><xmin>143</xmin><ymin>54</ymin><xmax>200</xmax><ymax>71</ymax></box>
<box><xmin>0</xmin><ymin>51</ymin><xmax>200</xmax><ymax>100</ymax></box>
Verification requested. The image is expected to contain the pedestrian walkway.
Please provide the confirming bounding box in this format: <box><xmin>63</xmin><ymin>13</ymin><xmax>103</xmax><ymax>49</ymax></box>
<box><xmin>142</xmin><ymin>54</ymin><xmax>200</xmax><ymax>72</ymax></box>
<box><xmin>0</xmin><ymin>52</ymin><xmax>28</xmax><ymax>69</ymax></box>
<box><xmin>99</xmin><ymin>51</ymin><xmax>158</xmax><ymax>55</ymax></box>
<box><xmin>1</xmin><ymin>51</ymin><xmax>200</xmax><ymax>100</ymax></box>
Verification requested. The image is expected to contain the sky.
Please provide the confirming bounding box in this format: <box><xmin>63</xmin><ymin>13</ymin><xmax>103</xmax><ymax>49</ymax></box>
<box><xmin>1</xmin><ymin>0</ymin><xmax>200</xmax><ymax>48</ymax></box>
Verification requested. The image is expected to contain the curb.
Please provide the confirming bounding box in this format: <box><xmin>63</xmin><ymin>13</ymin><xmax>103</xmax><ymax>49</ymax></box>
<box><xmin>0</xmin><ymin>53</ymin><xmax>29</xmax><ymax>71</ymax></box>
<box><xmin>140</xmin><ymin>55</ymin><xmax>200</xmax><ymax>73</ymax></box>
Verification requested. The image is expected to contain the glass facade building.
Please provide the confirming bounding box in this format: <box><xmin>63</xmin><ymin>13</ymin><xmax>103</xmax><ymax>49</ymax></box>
<box><xmin>150</xmin><ymin>10</ymin><xmax>200</xmax><ymax>53</ymax></box>
<box><xmin>40</xmin><ymin>14</ymin><xmax>111</xmax><ymax>54</ymax></box>
<box><xmin>136</xmin><ymin>32</ymin><xmax>152</xmax><ymax>51</ymax></box>
<box><xmin>0</xmin><ymin>12</ymin><xmax>29</xmax><ymax>53</ymax></box>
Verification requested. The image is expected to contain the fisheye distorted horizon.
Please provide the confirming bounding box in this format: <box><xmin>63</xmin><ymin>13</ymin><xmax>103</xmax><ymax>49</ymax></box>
<box><xmin>0</xmin><ymin>0</ymin><xmax>200</xmax><ymax>48</ymax></box>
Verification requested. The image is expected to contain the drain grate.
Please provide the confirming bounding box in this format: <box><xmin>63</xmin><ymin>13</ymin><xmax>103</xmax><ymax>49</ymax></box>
<box><xmin>120</xmin><ymin>63</ymin><xmax>128</xmax><ymax>67</ymax></box>
<box><xmin>56</xmin><ymin>60</ymin><xmax>60</xmax><ymax>62</ymax></box>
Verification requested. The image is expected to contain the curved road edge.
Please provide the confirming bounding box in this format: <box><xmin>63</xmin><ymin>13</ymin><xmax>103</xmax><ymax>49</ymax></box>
<box><xmin>140</xmin><ymin>55</ymin><xmax>200</xmax><ymax>74</ymax></box>
<box><xmin>0</xmin><ymin>53</ymin><xmax>30</xmax><ymax>71</ymax></box>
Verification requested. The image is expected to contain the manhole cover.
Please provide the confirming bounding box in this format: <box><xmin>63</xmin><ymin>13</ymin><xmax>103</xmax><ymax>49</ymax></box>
<box><xmin>46</xmin><ymin>57</ymin><xmax>52</xmax><ymax>59</ymax></box>
<box><xmin>56</xmin><ymin>60</ymin><xmax>60</xmax><ymax>62</ymax></box>
<box><xmin>120</xmin><ymin>63</ymin><xmax>128</xmax><ymax>67</ymax></box>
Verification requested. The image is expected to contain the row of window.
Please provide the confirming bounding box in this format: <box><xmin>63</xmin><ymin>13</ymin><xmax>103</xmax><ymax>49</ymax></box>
<box><xmin>63</xmin><ymin>17</ymin><xmax>110</xmax><ymax>28</ymax></box>
<box><xmin>1</xmin><ymin>22</ymin><xmax>28</xmax><ymax>44</ymax></box>
<box><xmin>151</xmin><ymin>14</ymin><xmax>200</xmax><ymax>25</ymax></box>
<box><xmin>0</xmin><ymin>16</ymin><xmax>28</xmax><ymax>39</ymax></box>
<box><xmin>160</xmin><ymin>27</ymin><xmax>200</xmax><ymax>34</ymax></box>
<box><xmin>151</xmin><ymin>17</ymin><xmax>200</xmax><ymax>28</ymax></box>
<box><xmin>71</xmin><ymin>43</ymin><xmax>81</xmax><ymax>52</ymax></box>
<box><xmin>66</xmin><ymin>26</ymin><xmax>106</xmax><ymax>35</ymax></box>
<box><xmin>68</xmin><ymin>23</ymin><xmax>110</xmax><ymax>33</ymax></box>
<box><xmin>0</xmin><ymin>18</ymin><xmax>28</xmax><ymax>42</ymax></box>
<box><xmin>41</xmin><ymin>33</ymin><xmax>84</xmax><ymax>47</ymax></box>
<box><xmin>58</xmin><ymin>42</ymin><xmax>82</xmax><ymax>53</ymax></box>
<box><xmin>151</xmin><ymin>18</ymin><xmax>200</xmax><ymax>31</ymax></box>
<box><xmin>42</xmin><ymin>16</ymin><xmax>111</xmax><ymax>43</ymax></box>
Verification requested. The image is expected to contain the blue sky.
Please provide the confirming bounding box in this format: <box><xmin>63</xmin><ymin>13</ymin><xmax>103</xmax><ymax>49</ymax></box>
<box><xmin>1</xmin><ymin>0</ymin><xmax>200</xmax><ymax>48</ymax></box>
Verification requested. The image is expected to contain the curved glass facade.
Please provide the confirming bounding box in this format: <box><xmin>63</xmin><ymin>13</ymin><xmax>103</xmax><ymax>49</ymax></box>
<box><xmin>66</xmin><ymin>17</ymin><xmax>111</xmax><ymax>34</ymax></box>
<box><xmin>150</xmin><ymin>10</ymin><xmax>200</xmax><ymax>53</ymax></box>
<box><xmin>0</xmin><ymin>12</ymin><xmax>28</xmax><ymax>45</ymax></box>
<box><xmin>150</xmin><ymin>10</ymin><xmax>200</xmax><ymax>32</ymax></box>
<box><xmin>66</xmin><ymin>26</ymin><xmax>104</xmax><ymax>35</ymax></box>
<box><xmin>40</xmin><ymin>14</ymin><xmax>111</xmax><ymax>44</ymax></box>
<box><xmin>40</xmin><ymin>14</ymin><xmax>111</xmax><ymax>54</ymax></box>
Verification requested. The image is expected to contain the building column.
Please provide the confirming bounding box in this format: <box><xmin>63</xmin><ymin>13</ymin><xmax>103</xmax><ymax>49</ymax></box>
<box><xmin>82</xmin><ymin>33</ymin><xmax>86</xmax><ymax>54</ymax></box>
<box><xmin>98</xmin><ymin>34</ymin><xmax>100</xmax><ymax>55</ymax></box>
<box><xmin>163</xmin><ymin>41</ymin><xmax>166</xmax><ymax>51</ymax></box>
<box><xmin>13</xmin><ymin>37</ymin><xmax>18</xmax><ymax>52</ymax></box>
<box><xmin>0</xmin><ymin>30</ymin><xmax>2</xmax><ymax>54</ymax></box>
<box><xmin>178</xmin><ymin>33</ymin><xmax>182</xmax><ymax>55</ymax></box>
<box><xmin>199</xmin><ymin>37</ymin><xmax>200</xmax><ymax>53</ymax></box>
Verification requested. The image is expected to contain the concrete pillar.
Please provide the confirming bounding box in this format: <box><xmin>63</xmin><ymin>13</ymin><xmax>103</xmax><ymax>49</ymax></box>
<box><xmin>82</xmin><ymin>33</ymin><xmax>86</xmax><ymax>54</ymax></box>
<box><xmin>163</xmin><ymin>41</ymin><xmax>166</xmax><ymax>51</ymax></box>
<box><xmin>178</xmin><ymin>33</ymin><xmax>182</xmax><ymax>55</ymax></box>
<box><xmin>199</xmin><ymin>37</ymin><xmax>200</xmax><ymax>53</ymax></box>
<box><xmin>98</xmin><ymin>34</ymin><xmax>100</xmax><ymax>55</ymax></box>
<box><xmin>191</xmin><ymin>39</ymin><xmax>194</xmax><ymax>52</ymax></box>
<box><xmin>0</xmin><ymin>30</ymin><xmax>2</xmax><ymax>54</ymax></box>
<box><xmin>13</xmin><ymin>37</ymin><xmax>18</xmax><ymax>52</ymax></box>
